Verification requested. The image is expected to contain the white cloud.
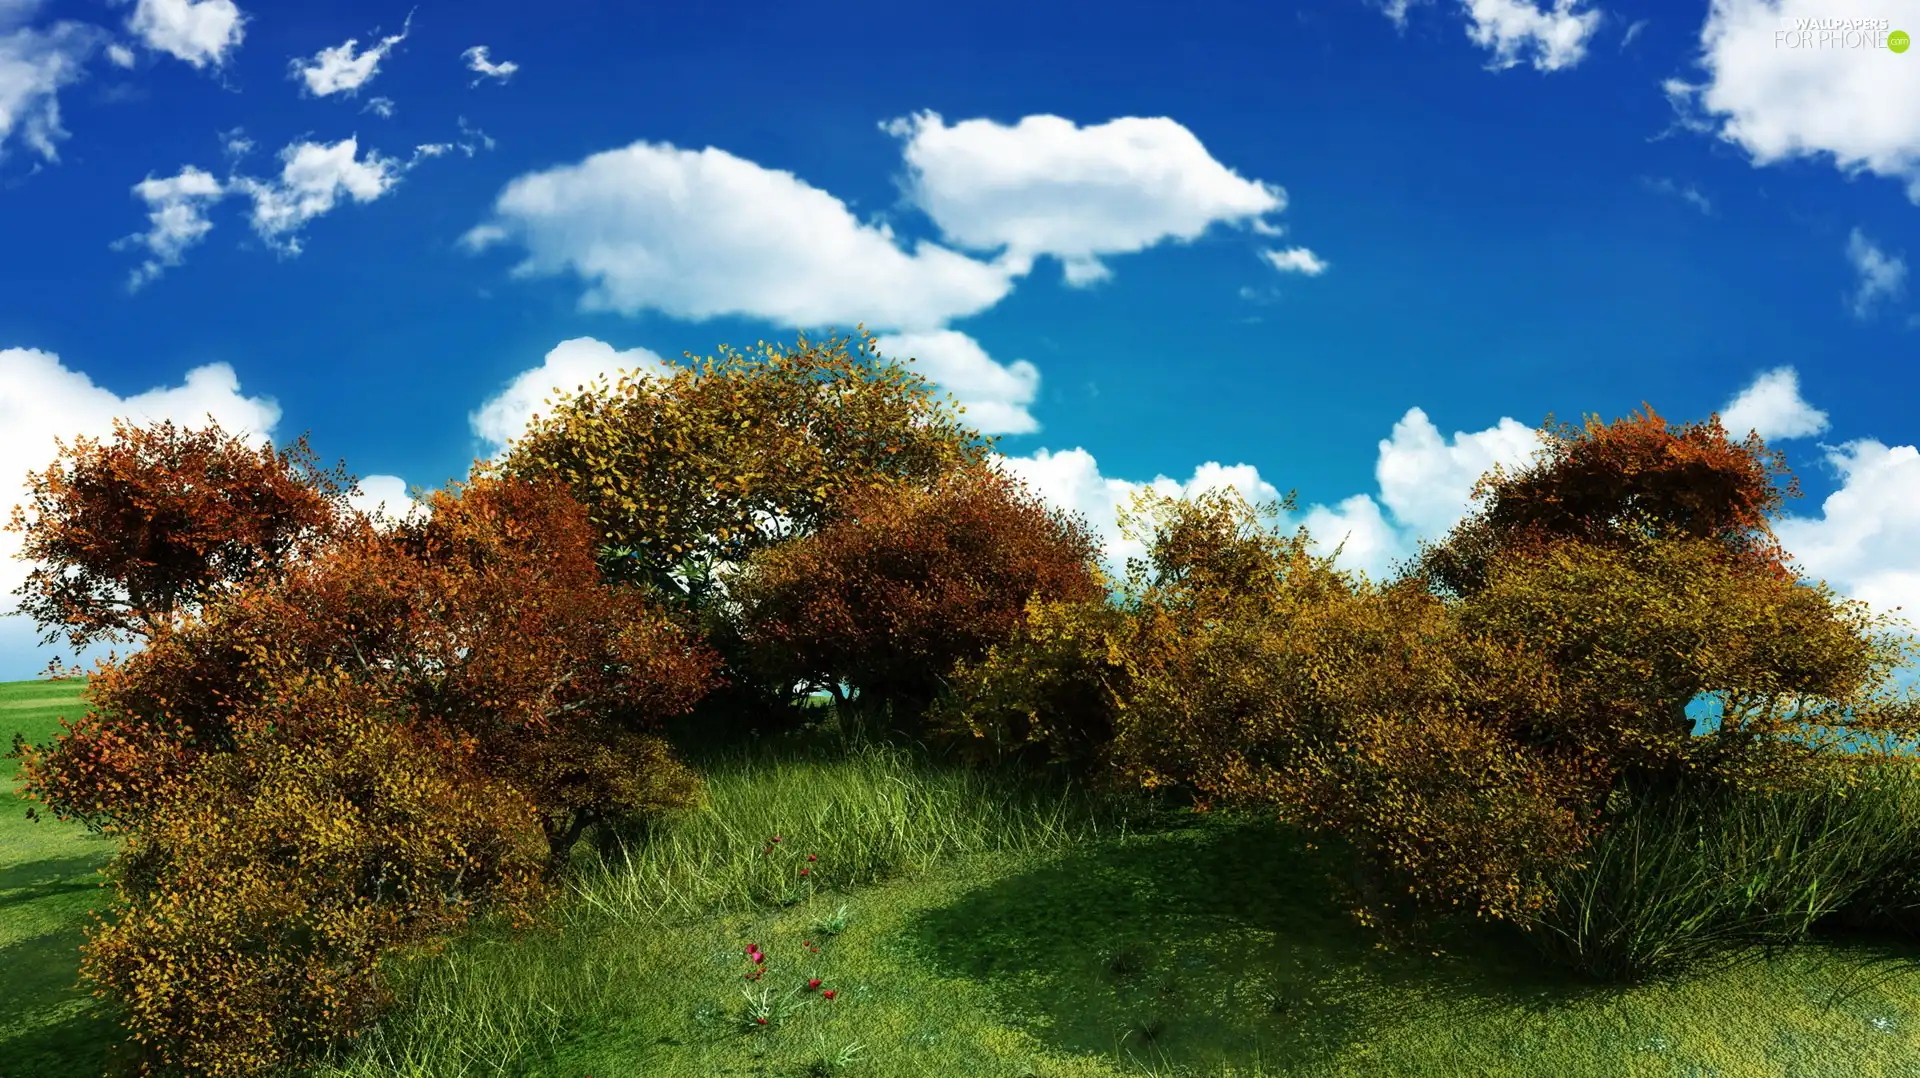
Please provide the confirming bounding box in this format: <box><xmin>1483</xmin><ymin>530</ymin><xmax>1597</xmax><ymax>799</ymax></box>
<box><xmin>344</xmin><ymin>473</ymin><xmax>426</xmax><ymax>528</ymax></box>
<box><xmin>1776</xmin><ymin>440</ymin><xmax>1920</xmax><ymax>627</ymax></box>
<box><xmin>113</xmin><ymin>165</ymin><xmax>225</xmax><ymax>290</ymax></box>
<box><xmin>124</xmin><ymin>0</ymin><xmax>243</xmax><ymax>70</ymax></box>
<box><xmin>469</xmin><ymin>337</ymin><xmax>676</xmax><ymax>457</ymax></box>
<box><xmin>290</xmin><ymin>12</ymin><xmax>410</xmax><ymax>98</ymax></box>
<box><xmin>462</xmin><ymin>44</ymin><xmax>516</xmax><ymax>86</ymax></box>
<box><xmin>1299</xmin><ymin>493</ymin><xmax>1411</xmax><ymax>571</ymax></box>
<box><xmin>0</xmin><ymin>18</ymin><xmax>101</xmax><ymax>162</ymax></box>
<box><xmin>1665</xmin><ymin>0</ymin><xmax>1920</xmax><ymax>200</ymax></box>
<box><xmin>363</xmin><ymin>95</ymin><xmax>395</xmax><ymax>118</ymax></box>
<box><xmin>1462</xmin><ymin>0</ymin><xmax>1603</xmax><ymax>71</ymax></box>
<box><xmin>1621</xmin><ymin>17</ymin><xmax>1648</xmax><ymax>49</ymax></box>
<box><xmin>0</xmin><ymin>347</ymin><xmax>281</xmax><ymax>679</ymax></box>
<box><xmin>1848</xmin><ymin>228</ymin><xmax>1908</xmax><ymax>319</ymax></box>
<box><xmin>873</xmin><ymin>330</ymin><xmax>1041</xmax><ymax>436</ymax></box>
<box><xmin>883</xmin><ymin>111</ymin><xmax>1286</xmax><ymax>287</ymax></box>
<box><xmin>993</xmin><ymin>407</ymin><xmax>1544</xmax><ymax>583</ymax></box>
<box><xmin>993</xmin><ymin>449</ymin><xmax>1287</xmax><ymax>575</ymax></box>
<box><xmin>465</xmin><ymin>140</ymin><xmax>1022</xmax><ymax>331</ymax></box>
<box><xmin>1719</xmin><ymin>366</ymin><xmax>1830</xmax><ymax>441</ymax></box>
<box><xmin>105</xmin><ymin>41</ymin><xmax>135</xmax><ymax>67</ymax></box>
<box><xmin>1261</xmin><ymin>246</ymin><xmax>1330</xmax><ymax>275</ymax></box>
<box><xmin>1373</xmin><ymin>407</ymin><xmax>1545</xmax><ymax>537</ymax></box>
<box><xmin>233</xmin><ymin>137</ymin><xmax>404</xmax><ymax>255</ymax></box>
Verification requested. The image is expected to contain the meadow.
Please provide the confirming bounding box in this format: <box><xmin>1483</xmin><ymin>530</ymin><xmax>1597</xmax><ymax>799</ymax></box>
<box><xmin>12</xmin><ymin>676</ymin><xmax>1920</xmax><ymax>1078</ymax></box>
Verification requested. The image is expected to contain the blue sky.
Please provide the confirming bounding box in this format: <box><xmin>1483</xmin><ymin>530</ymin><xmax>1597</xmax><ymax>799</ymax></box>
<box><xmin>1</xmin><ymin>0</ymin><xmax>1917</xmax><ymax>680</ymax></box>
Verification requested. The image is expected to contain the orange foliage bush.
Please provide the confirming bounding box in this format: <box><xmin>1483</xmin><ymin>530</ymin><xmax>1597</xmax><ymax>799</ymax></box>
<box><xmin>728</xmin><ymin>463</ymin><xmax>1105</xmax><ymax>728</ymax></box>
<box><xmin>10</xmin><ymin>426</ymin><xmax>719</xmax><ymax>1075</ymax></box>
<box><xmin>1416</xmin><ymin>405</ymin><xmax>1799</xmax><ymax>598</ymax></box>
<box><xmin>6</xmin><ymin>417</ymin><xmax>355</xmax><ymax>664</ymax></box>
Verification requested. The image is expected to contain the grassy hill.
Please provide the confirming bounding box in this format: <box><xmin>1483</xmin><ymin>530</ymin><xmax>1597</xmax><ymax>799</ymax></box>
<box><xmin>1</xmin><ymin>678</ymin><xmax>122</xmax><ymax>1078</ymax></box>
<box><xmin>8</xmin><ymin>677</ymin><xmax>1920</xmax><ymax>1078</ymax></box>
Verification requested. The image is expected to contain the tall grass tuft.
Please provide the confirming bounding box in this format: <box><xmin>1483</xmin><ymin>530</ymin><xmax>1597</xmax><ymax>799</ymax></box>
<box><xmin>1518</xmin><ymin>752</ymin><xmax>1920</xmax><ymax>982</ymax></box>
<box><xmin>313</xmin><ymin>740</ymin><xmax>1149</xmax><ymax>1078</ymax></box>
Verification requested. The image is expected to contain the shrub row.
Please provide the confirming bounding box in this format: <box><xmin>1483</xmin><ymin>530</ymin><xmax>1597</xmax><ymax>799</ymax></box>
<box><xmin>13</xmin><ymin>342</ymin><xmax>1920</xmax><ymax>1074</ymax></box>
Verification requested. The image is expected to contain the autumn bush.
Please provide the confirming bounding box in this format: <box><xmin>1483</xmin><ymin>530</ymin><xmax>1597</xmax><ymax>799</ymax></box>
<box><xmin>498</xmin><ymin>330</ymin><xmax>994</xmax><ymax>741</ymax></box>
<box><xmin>929</xmin><ymin>595</ymin><xmax>1137</xmax><ymax>774</ymax></box>
<box><xmin>8</xmin><ymin>417</ymin><xmax>356</xmax><ymax>668</ymax></box>
<box><xmin>727</xmin><ymin>462</ymin><xmax>1106</xmax><ymax>737</ymax></box>
<box><xmin>82</xmin><ymin>672</ymin><xmax>550</xmax><ymax>1078</ymax></box>
<box><xmin>936</xmin><ymin>408</ymin><xmax>1920</xmax><ymax>956</ymax></box>
<box><xmin>9</xmin><ymin>420</ymin><xmax>719</xmax><ymax>1074</ymax></box>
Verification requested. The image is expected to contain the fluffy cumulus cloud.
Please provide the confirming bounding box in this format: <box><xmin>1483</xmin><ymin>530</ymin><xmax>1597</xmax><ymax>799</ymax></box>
<box><xmin>114</xmin><ymin>165</ymin><xmax>226</xmax><ymax>290</ymax></box>
<box><xmin>883</xmin><ymin>111</ymin><xmax>1287</xmax><ymax>287</ymax></box>
<box><xmin>469</xmin><ymin>337</ymin><xmax>676</xmax><ymax>457</ymax></box>
<box><xmin>1461</xmin><ymin>0</ymin><xmax>1603</xmax><ymax>71</ymax></box>
<box><xmin>462</xmin><ymin>44</ymin><xmax>516</xmax><ymax>86</ymax></box>
<box><xmin>0</xmin><ymin>347</ymin><xmax>412</xmax><ymax>678</ymax></box>
<box><xmin>1718</xmin><ymin>366</ymin><xmax>1830</xmax><ymax>441</ymax></box>
<box><xmin>1847</xmin><ymin>228</ymin><xmax>1908</xmax><ymax>319</ymax></box>
<box><xmin>0</xmin><ymin>349</ymin><xmax>270</xmax><ymax>677</ymax></box>
<box><xmin>988</xmin><ymin>365</ymin><xmax>1920</xmax><ymax>643</ymax></box>
<box><xmin>464</xmin><ymin>140</ymin><xmax>1022</xmax><ymax>331</ymax></box>
<box><xmin>993</xmin><ymin>407</ymin><xmax>1544</xmax><ymax>582</ymax></box>
<box><xmin>872</xmin><ymin>330</ymin><xmax>1041</xmax><ymax>436</ymax></box>
<box><xmin>1261</xmin><ymin>246</ymin><xmax>1330</xmax><ymax>275</ymax></box>
<box><xmin>290</xmin><ymin>11</ymin><xmax>411</xmax><ymax>98</ymax></box>
<box><xmin>0</xmin><ymin>13</ymin><xmax>102</xmax><ymax>162</ymax></box>
<box><xmin>468</xmin><ymin>115</ymin><xmax>1300</xmax><ymax>432</ymax></box>
<box><xmin>123</xmin><ymin>0</ymin><xmax>244</xmax><ymax>69</ymax></box>
<box><xmin>1371</xmin><ymin>407</ymin><xmax>1543</xmax><ymax>537</ymax></box>
<box><xmin>1777</xmin><ymin>441</ymin><xmax>1920</xmax><ymax>627</ymax></box>
<box><xmin>1665</xmin><ymin>0</ymin><xmax>1920</xmax><ymax>200</ymax></box>
<box><xmin>344</xmin><ymin>473</ymin><xmax>428</xmax><ymax>527</ymax></box>
<box><xmin>994</xmin><ymin>450</ymin><xmax>1287</xmax><ymax>574</ymax></box>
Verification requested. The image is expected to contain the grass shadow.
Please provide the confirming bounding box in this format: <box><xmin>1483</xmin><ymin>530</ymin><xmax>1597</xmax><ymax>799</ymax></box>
<box><xmin>0</xmin><ymin>852</ymin><xmax>111</xmax><ymax>892</ymax></box>
<box><xmin>0</xmin><ymin>1003</ymin><xmax>127</xmax><ymax>1078</ymax></box>
<box><xmin>900</xmin><ymin>810</ymin><xmax>1620</xmax><ymax>1074</ymax></box>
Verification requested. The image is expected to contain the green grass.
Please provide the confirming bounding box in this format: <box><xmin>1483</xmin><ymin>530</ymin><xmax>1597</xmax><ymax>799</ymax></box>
<box><xmin>310</xmin><ymin>742</ymin><xmax>1920</xmax><ymax>1078</ymax></box>
<box><xmin>10</xmin><ymin>681</ymin><xmax>1920</xmax><ymax>1078</ymax></box>
<box><xmin>0</xmin><ymin>677</ymin><xmax>124</xmax><ymax>1078</ymax></box>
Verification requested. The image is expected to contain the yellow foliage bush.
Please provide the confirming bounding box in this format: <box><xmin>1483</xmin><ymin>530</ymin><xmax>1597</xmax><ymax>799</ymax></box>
<box><xmin>82</xmin><ymin>672</ymin><xmax>549</xmax><ymax>1077</ymax></box>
